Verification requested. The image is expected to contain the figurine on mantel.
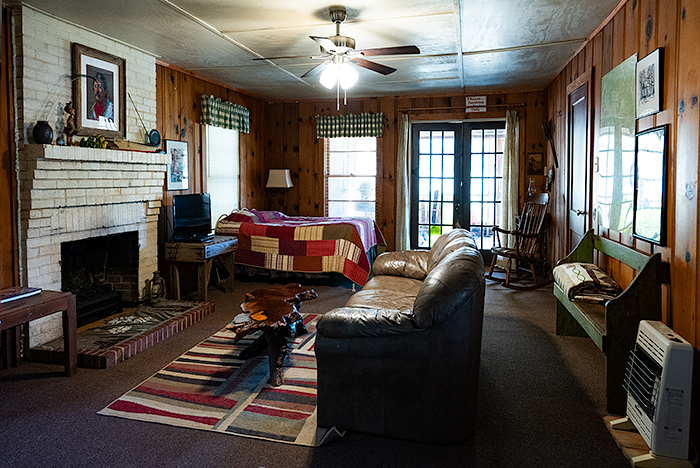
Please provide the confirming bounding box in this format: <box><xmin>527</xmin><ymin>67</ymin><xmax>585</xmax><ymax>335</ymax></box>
<box><xmin>63</xmin><ymin>101</ymin><xmax>77</xmax><ymax>143</ymax></box>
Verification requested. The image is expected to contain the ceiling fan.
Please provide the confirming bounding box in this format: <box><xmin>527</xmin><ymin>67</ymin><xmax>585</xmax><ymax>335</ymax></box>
<box><xmin>255</xmin><ymin>7</ymin><xmax>420</xmax><ymax>87</ymax></box>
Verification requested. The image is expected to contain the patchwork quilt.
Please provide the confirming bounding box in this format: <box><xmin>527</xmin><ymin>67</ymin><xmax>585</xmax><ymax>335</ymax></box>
<box><xmin>216</xmin><ymin>209</ymin><xmax>386</xmax><ymax>286</ymax></box>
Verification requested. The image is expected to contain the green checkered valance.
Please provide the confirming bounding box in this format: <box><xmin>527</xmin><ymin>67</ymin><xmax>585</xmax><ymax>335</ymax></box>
<box><xmin>316</xmin><ymin>113</ymin><xmax>385</xmax><ymax>138</ymax></box>
<box><xmin>201</xmin><ymin>95</ymin><xmax>249</xmax><ymax>133</ymax></box>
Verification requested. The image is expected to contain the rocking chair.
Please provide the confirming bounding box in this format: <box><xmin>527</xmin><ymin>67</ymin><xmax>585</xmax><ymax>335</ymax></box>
<box><xmin>487</xmin><ymin>193</ymin><xmax>549</xmax><ymax>289</ymax></box>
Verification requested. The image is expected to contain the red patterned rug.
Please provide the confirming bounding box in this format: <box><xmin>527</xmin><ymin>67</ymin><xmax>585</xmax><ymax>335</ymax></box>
<box><xmin>97</xmin><ymin>314</ymin><xmax>344</xmax><ymax>446</ymax></box>
<box><xmin>30</xmin><ymin>300</ymin><xmax>213</xmax><ymax>368</ymax></box>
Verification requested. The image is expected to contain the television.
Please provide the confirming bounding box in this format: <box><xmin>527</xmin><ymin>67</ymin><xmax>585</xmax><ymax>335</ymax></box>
<box><xmin>172</xmin><ymin>193</ymin><xmax>213</xmax><ymax>242</ymax></box>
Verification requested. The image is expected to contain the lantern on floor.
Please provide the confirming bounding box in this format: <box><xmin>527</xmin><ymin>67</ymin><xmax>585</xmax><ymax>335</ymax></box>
<box><xmin>147</xmin><ymin>270</ymin><xmax>167</xmax><ymax>304</ymax></box>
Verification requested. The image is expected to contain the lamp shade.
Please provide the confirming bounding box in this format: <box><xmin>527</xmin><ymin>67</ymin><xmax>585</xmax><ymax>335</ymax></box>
<box><xmin>266</xmin><ymin>169</ymin><xmax>294</xmax><ymax>188</ymax></box>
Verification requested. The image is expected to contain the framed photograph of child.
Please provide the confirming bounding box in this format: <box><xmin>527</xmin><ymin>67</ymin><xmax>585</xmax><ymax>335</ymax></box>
<box><xmin>71</xmin><ymin>43</ymin><xmax>126</xmax><ymax>139</ymax></box>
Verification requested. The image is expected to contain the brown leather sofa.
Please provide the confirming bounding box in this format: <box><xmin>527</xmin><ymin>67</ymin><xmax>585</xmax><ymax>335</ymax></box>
<box><xmin>315</xmin><ymin>229</ymin><xmax>485</xmax><ymax>443</ymax></box>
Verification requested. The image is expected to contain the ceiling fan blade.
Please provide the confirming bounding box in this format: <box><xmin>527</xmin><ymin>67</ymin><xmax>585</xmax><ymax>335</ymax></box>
<box><xmin>310</xmin><ymin>36</ymin><xmax>339</xmax><ymax>53</ymax></box>
<box><xmin>253</xmin><ymin>55</ymin><xmax>313</xmax><ymax>61</ymax></box>
<box><xmin>350</xmin><ymin>58</ymin><xmax>396</xmax><ymax>75</ymax></box>
<box><xmin>359</xmin><ymin>45</ymin><xmax>420</xmax><ymax>57</ymax></box>
<box><xmin>301</xmin><ymin>60</ymin><xmax>330</xmax><ymax>78</ymax></box>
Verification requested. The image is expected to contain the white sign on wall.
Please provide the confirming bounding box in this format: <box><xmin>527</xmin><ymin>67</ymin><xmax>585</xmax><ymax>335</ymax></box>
<box><xmin>466</xmin><ymin>96</ymin><xmax>487</xmax><ymax>112</ymax></box>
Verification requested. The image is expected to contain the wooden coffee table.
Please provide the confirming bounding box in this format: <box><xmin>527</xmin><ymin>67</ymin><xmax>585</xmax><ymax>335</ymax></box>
<box><xmin>228</xmin><ymin>283</ymin><xmax>317</xmax><ymax>386</ymax></box>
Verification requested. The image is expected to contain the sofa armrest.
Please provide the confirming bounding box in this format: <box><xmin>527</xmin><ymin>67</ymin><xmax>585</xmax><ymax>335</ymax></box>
<box><xmin>371</xmin><ymin>250</ymin><xmax>430</xmax><ymax>280</ymax></box>
<box><xmin>317</xmin><ymin>307</ymin><xmax>419</xmax><ymax>338</ymax></box>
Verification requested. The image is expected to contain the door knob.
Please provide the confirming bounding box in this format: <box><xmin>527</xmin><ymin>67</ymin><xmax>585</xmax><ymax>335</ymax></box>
<box><xmin>576</xmin><ymin>209</ymin><xmax>588</xmax><ymax>216</ymax></box>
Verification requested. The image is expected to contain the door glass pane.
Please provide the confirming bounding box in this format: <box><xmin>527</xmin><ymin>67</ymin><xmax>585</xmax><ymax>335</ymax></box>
<box><xmin>430</xmin><ymin>201</ymin><xmax>441</xmax><ymax>224</ymax></box>
<box><xmin>419</xmin><ymin>155</ymin><xmax>430</xmax><ymax>177</ymax></box>
<box><xmin>430</xmin><ymin>179</ymin><xmax>442</xmax><ymax>201</ymax></box>
<box><xmin>418</xmin><ymin>225</ymin><xmax>429</xmax><ymax>248</ymax></box>
<box><xmin>484</xmin><ymin>129</ymin><xmax>496</xmax><ymax>152</ymax></box>
<box><xmin>430</xmin><ymin>225</ymin><xmax>442</xmax><ymax>245</ymax></box>
<box><xmin>443</xmin><ymin>179</ymin><xmax>454</xmax><ymax>201</ymax></box>
<box><xmin>471</xmin><ymin>154</ymin><xmax>482</xmax><ymax>177</ymax></box>
<box><xmin>484</xmin><ymin>154</ymin><xmax>496</xmax><ymax>177</ymax></box>
<box><xmin>442</xmin><ymin>202</ymin><xmax>454</xmax><ymax>225</ymax></box>
<box><xmin>444</xmin><ymin>132</ymin><xmax>455</xmax><ymax>154</ymax></box>
<box><xmin>471</xmin><ymin>180</ymin><xmax>482</xmax><ymax>201</ymax></box>
<box><xmin>431</xmin><ymin>132</ymin><xmax>443</xmax><ymax>154</ymax></box>
<box><xmin>419</xmin><ymin>178</ymin><xmax>430</xmax><ymax>200</ymax></box>
<box><xmin>443</xmin><ymin>155</ymin><xmax>455</xmax><ymax>178</ymax></box>
<box><xmin>471</xmin><ymin>131</ymin><xmax>483</xmax><ymax>153</ymax></box>
<box><xmin>419</xmin><ymin>202</ymin><xmax>429</xmax><ymax>223</ymax></box>
<box><xmin>484</xmin><ymin>202</ymin><xmax>495</xmax><ymax>225</ymax></box>
<box><xmin>431</xmin><ymin>154</ymin><xmax>443</xmax><ymax>177</ymax></box>
<box><xmin>471</xmin><ymin>202</ymin><xmax>482</xmax><ymax>225</ymax></box>
<box><xmin>419</xmin><ymin>131</ymin><xmax>431</xmax><ymax>154</ymax></box>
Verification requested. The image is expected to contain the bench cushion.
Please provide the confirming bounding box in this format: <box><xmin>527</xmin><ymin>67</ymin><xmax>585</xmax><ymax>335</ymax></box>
<box><xmin>553</xmin><ymin>262</ymin><xmax>623</xmax><ymax>304</ymax></box>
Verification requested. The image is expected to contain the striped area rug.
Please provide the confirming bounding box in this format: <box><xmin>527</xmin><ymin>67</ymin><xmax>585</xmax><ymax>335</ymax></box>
<box><xmin>98</xmin><ymin>315</ymin><xmax>344</xmax><ymax>446</ymax></box>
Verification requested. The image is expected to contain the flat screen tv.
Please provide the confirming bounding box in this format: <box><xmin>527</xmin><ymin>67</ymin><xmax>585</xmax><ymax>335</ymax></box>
<box><xmin>172</xmin><ymin>193</ymin><xmax>213</xmax><ymax>241</ymax></box>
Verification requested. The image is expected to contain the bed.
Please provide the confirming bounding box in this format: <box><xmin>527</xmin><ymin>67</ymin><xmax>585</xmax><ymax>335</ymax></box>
<box><xmin>215</xmin><ymin>209</ymin><xmax>386</xmax><ymax>286</ymax></box>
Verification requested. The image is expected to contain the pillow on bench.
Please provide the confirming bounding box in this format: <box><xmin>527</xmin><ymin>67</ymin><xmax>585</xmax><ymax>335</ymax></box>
<box><xmin>553</xmin><ymin>262</ymin><xmax>623</xmax><ymax>304</ymax></box>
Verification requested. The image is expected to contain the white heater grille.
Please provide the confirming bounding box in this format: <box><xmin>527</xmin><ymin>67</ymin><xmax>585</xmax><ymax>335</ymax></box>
<box><xmin>623</xmin><ymin>320</ymin><xmax>693</xmax><ymax>460</ymax></box>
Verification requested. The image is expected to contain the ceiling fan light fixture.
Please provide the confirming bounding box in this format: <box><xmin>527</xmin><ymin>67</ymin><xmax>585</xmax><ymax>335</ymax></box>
<box><xmin>338</xmin><ymin>62</ymin><xmax>358</xmax><ymax>89</ymax></box>
<box><xmin>320</xmin><ymin>63</ymin><xmax>340</xmax><ymax>89</ymax></box>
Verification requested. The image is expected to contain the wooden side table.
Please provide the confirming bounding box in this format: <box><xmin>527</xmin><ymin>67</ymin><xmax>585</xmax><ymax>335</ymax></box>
<box><xmin>165</xmin><ymin>236</ymin><xmax>238</xmax><ymax>302</ymax></box>
<box><xmin>0</xmin><ymin>290</ymin><xmax>77</xmax><ymax>376</ymax></box>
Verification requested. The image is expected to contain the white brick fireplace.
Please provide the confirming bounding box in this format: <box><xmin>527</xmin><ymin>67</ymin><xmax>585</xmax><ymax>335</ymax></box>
<box><xmin>21</xmin><ymin>145</ymin><xmax>168</xmax><ymax>346</ymax></box>
<box><xmin>12</xmin><ymin>5</ymin><xmax>162</xmax><ymax>347</ymax></box>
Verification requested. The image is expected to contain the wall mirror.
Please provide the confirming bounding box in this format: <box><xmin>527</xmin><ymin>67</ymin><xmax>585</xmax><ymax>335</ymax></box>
<box><xmin>633</xmin><ymin>125</ymin><xmax>668</xmax><ymax>245</ymax></box>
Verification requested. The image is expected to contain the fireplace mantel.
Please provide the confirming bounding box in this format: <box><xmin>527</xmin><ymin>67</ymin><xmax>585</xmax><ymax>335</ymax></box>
<box><xmin>20</xmin><ymin>144</ymin><xmax>168</xmax><ymax>346</ymax></box>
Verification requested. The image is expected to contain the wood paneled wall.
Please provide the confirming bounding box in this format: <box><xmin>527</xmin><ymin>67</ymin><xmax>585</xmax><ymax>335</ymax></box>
<box><xmin>156</xmin><ymin>65</ymin><xmax>266</xmax><ymax>212</ymax></box>
<box><xmin>263</xmin><ymin>92</ymin><xmax>547</xmax><ymax>251</ymax></box>
<box><xmin>546</xmin><ymin>0</ymin><xmax>700</xmax><ymax>433</ymax></box>
<box><xmin>1</xmin><ymin>5</ymin><xmax>18</xmax><ymax>289</ymax></box>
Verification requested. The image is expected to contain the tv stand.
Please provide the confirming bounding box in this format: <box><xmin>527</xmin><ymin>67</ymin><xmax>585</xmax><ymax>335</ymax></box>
<box><xmin>165</xmin><ymin>236</ymin><xmax>238</xmax><ymax>302</ymax></box>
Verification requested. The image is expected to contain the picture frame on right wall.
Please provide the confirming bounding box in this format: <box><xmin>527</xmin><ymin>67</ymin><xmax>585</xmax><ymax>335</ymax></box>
<box><xmin>633</xmin><ymin>125</ymin><xmax>668</xmax><ymax>245</ymax></box>
<box><xmin>635</xmin><ymin>48</ymin><xmax>663</xmax><ymax>119</ymax></box>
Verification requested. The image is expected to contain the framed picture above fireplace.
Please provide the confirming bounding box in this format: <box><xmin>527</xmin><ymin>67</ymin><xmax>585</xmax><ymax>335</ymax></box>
<box><xmin>71</xmin><ymin>43</ymin><xmax>126</xmax><ymax>139</ymax></box>
<box><xmin>166</xmin><ymin>140</ymin><xmax>190</xmax><ymax>191</ymax></box>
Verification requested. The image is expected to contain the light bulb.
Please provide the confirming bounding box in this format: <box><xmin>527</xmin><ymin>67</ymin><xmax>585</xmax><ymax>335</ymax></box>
<box><xmin>339</xmin><ymin>63</ymin><xmax>358</xmax><ymax>89</ymax></box>
<box><xmin>320</xmin><ymin>63</ymin><xmax>340</xmax><ymax>89</ymax></box>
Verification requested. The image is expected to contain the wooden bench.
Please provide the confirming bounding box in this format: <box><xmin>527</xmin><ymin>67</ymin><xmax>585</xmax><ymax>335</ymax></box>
<box><xmin>554</xmin><ymin>229</ymin><xmax>664</xmax><ymax>415</ymax></box>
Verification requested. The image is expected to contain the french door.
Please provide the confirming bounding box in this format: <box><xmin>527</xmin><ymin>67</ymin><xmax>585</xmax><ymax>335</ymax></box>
<box><xmin>410</xmin><ymin>122</ymin><xmax>506</xmax><ymax>257</ymax></box>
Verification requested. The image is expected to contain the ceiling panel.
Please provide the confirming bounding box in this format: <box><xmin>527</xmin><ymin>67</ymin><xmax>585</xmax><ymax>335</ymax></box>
<box><xmin>17</xmin><ymin>0</ymin><xmax>621</xmax><ymax>101</ymax></box>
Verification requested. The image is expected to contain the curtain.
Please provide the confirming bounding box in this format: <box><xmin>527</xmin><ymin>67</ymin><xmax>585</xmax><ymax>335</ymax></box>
<box><xmin>395</xmin><ymin>114</ymin><xmax>410</xmax><ymax>251</ymax></box>
<box><xmin>500</xmin><ymin>109</ymin><xmax>520</xmax><ymax>268</ymax></box>
<box><xmin>316</xmin><ymin>113</ymin><xmax>384</xmax><ymax>138</ymax></box>
<box><xmin>200</xmin><ymin>95</ymin><xmax>249</xmax><ymax>133</ymax></box>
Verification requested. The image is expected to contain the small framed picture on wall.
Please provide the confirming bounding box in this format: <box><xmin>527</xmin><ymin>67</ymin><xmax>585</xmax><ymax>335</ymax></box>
<box><xmin>166</xmin><ymin>140</ymin><xmax>189</xmax><ymax>191</ymax></box>
<box><xmin>635</xmin><ymin>48</ymin><xmax>663</xmax><ymax>119</ymax></box>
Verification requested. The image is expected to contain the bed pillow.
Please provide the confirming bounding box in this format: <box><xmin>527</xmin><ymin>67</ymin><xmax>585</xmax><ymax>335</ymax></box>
<box><xmin>215</xmin><ymin>209</ymin><xmax>258</xmax><ymax>235</ymax></box>
<box><xmin>251</xmin><ymin>210</ymin><xmax>287</xmax><ymax>222</ymax></box>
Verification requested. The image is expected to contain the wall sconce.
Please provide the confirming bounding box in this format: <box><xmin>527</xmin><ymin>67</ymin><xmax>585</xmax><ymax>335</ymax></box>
<box><xmin>266</xmin><ymin>169</ymin><xmax>294</xmax><ymax>188</ymax></box>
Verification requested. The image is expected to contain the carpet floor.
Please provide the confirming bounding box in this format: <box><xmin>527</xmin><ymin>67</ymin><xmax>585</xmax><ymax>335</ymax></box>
<box><xmin>0</xmin><ymin>279</ymin><xmax>633</xmax><ymax>468</ymax></box>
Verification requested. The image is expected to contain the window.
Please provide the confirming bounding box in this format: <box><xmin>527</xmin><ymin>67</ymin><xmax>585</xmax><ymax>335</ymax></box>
<box><xmin>325</xmin><ymin>137</ymin><xmax>376</xmax><ymax>218</ymax></box>
<box><xmin>205</xmin><ymin>125</ymin><xmax>239</xmax><ymax>227</ymax></box>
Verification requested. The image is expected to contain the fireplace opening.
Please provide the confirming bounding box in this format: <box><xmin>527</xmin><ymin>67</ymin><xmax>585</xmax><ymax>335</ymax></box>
<box><xmin>61</xmin><ymin>232</ymin><xmax>139</xmax><ymax>327</ymax></box>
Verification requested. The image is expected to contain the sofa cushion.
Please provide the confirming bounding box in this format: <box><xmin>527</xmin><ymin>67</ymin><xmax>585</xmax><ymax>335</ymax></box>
<box><xmin>316</xmin><ymin>307</ymin><xmax>417</xmax><ymax>337</ymax></box>
<box><xmin>346</xmin><ymin>275</ymin><xmax>423</xmax><ymax>310</ymax></box>
<box><xmin>413</xmin><ymin>246</ymin><xmax>484</xmax><ymax>329</ymax></box>
<box><xmin>428</xmin><ymin>229</ymin><xmax>478</xmax><ymax>271</ymax></box>
<box><xmin>371</xmin><ymin>250</ymin><xmax>430</xmax><ymax>280</ymax></box>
